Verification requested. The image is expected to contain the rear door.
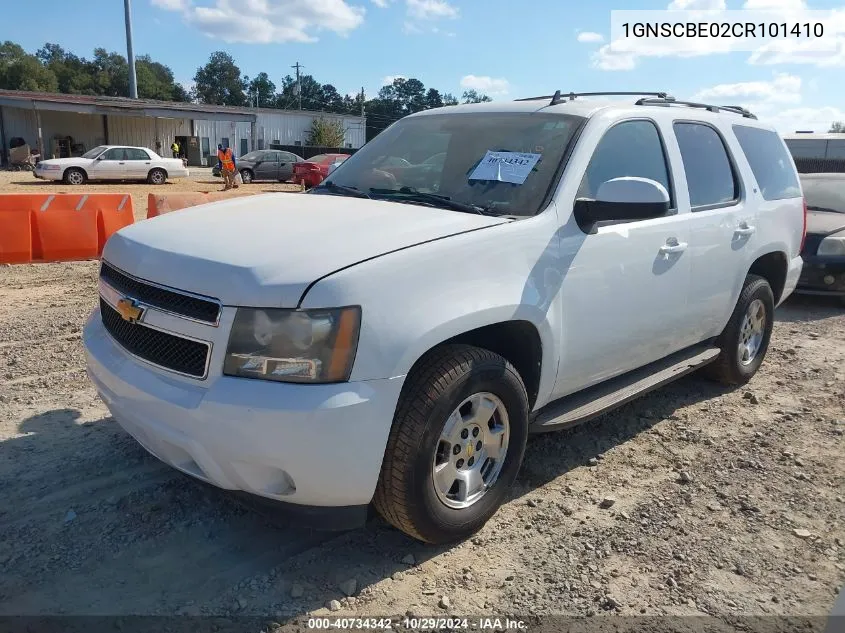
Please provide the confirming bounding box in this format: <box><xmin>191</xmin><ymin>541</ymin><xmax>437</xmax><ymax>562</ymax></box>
<box><xmin>278</xmin><ymin>152</ymin><xmax>299</xmax><ymax>181</ymax></box>
<box><xmin>671</xmin><ymin>121</ymin><xmax>756</xmax><ymax>342</ymax></box>
<box><xmin>124</xmin><ymin>147</ymin><xmax>152</xmax><ymax>179</ymax></box>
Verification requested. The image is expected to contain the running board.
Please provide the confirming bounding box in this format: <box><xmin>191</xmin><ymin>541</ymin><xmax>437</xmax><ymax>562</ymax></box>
<box><xmin>530</xmin><ymin>345</ymin><xmax>721</xmax><ymax>433</ymax></box>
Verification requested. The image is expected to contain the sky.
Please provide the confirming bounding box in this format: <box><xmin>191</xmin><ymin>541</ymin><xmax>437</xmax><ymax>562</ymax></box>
<box><xmin>4</xmin><ymin>0</ymin><xmax>845</xmax><ymax>132</ymax></box>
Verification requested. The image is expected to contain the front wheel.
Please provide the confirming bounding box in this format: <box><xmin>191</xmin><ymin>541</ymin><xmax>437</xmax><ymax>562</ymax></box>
<box><xmin>703</xmin><ymin>274</ymin><xmax>775</xmax><ymax>385</ymax></box>
<box><xmin>63</xmin><ymin>168</ymin><xmax>86</xmax><ymax>185</ymax></box>
<box><xmin>240</xmin><ymin>169</ymin><xmax>254</xmax><ymax>184</ymax></box>
<box><xmin>373</xmin><ymin>344</ymin><xmax>529</xmax><ymax>544</ymax></box>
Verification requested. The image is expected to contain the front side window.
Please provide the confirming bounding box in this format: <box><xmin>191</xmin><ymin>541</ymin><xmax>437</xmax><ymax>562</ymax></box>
<box><xmin>733</xmin><ymin>125</ymin><xmax>801</xmax><ymax>201</ymax></box>
<box><xmin>323</xmin><ymin>112</ymin><xmax>585</xmax><ymax>216</ymax></box>
<box><xmin>102</xmin><ymin>148</ymin><xmax>126</xmax><ymax>160</ymax></box>
<box><xmin>577</xmin><ymin>120</ymin><xmax>673</xmax><ymax>206</ymax></box>
<box><xmin>674</xmin><ymin>122</ymin><xmax>738</xmax><ymax>209</ymax></box>
<box><xmin>83</xmin><ymin>146</ymin><xmax>107</xmax><ymax>159</ymax></box>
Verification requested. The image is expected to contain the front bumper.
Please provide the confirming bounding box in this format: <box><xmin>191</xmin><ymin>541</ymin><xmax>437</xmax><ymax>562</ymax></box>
<box><xmin>795</xmin><ymin>255</ymin><xmax>845</xmax><ymax>297</ymax></box>
<box><xmin>83</xmin><ymin>310</ymin><xmax>405</xmax><ymax>527</ymax></box>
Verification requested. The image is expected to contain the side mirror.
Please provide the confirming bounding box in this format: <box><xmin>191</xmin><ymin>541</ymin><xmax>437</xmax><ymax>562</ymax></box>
<box><xmin>96</xmin><ymin>155</ymin><xmax>105</xmax><ymax>160</ymax></box>
<box><xmin>574</xmin><ymin>177</ymin><xmax>670</xmax><ymax>227</ymax></box>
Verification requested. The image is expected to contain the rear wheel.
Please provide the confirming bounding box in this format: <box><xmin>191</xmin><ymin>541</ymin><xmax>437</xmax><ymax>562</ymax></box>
<box><xmin>373</xmin><ymin>344</ymin><xmax>529</xmax><ymax>544</ymax></box>
<box><xmin>63</xmin><ymin>168</ymin><xmax>86</xmax><ymax>185</ymax></box>
<box><xmin>703</xmin><ymin>274</ymin><xmax>775</xmax><ymax>385</ymax></box>
<box><xmin>147</xmin><ymin>168</ymin><xmax>167</xmax><ymax>185</ymax></box>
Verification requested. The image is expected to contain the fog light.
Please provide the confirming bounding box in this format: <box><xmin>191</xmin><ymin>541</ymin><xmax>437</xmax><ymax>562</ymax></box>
<box><xmin>823</xmin><ymin>275</ymin><xmax>835</xmax><ymax>285</ymax></box>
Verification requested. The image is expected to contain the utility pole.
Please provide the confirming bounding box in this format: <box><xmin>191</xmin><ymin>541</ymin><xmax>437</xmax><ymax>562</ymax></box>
<box><xmin>124</xmin><ymin>0</ymin><xmax>138</xmax><ymax>99</ymax></box>
<box><xmin>292</xmin><ymin>62</ymin><xmax>304</xmax><ymax>110</ymax></box>
<box><xmin>360</xmin><ymin>87</ymin><xmax>365</xmax><ymax>118</ymax></box>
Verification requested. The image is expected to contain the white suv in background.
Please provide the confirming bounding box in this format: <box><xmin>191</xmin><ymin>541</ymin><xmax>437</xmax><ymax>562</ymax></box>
<box><xmin>83</xmin><ymin>91</ymin><xmax>805</xmax><ymax>545</ymax></box>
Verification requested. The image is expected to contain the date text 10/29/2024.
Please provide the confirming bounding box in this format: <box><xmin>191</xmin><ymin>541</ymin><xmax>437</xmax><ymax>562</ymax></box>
<box><xmin>306</xmin><ymin>617</ymin><xmax>528</xmax><ymax>631</ymax></box>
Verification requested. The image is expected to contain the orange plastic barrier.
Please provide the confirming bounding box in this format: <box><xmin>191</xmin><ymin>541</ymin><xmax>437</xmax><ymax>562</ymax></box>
<box><xmin>147</xmin><ymin>191</ymin><xmax>258</xmax><ymax>219</ymax></box>
<box><xmin>0</xmin><ymin>193</ymin><xmax>134</xmax><ymax>264</ymax></box>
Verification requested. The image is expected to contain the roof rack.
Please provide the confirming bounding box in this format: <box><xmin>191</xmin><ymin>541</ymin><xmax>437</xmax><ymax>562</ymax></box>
<box><xmin>515</xmin><ymin>91</ymin><xmax>672</xmax><ymax>107</ymax></box>
<box><xmin>635</xmin><ymin>96</ymin><xmax>757</xmax><ymax>119</ymax></box>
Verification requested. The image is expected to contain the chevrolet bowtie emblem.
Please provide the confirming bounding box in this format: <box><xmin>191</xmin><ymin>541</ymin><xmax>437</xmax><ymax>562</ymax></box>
<box><xmin>116</xmin><ymin>297</ymin><xmax>144</xmax><ymax>323</ymax></box>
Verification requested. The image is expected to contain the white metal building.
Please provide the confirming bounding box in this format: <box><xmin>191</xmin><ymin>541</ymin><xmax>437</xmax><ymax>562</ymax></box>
<box><xmin>0</xmin><ymin>89</ymin><xmax>366</xmax><ymax>167</ymax></box>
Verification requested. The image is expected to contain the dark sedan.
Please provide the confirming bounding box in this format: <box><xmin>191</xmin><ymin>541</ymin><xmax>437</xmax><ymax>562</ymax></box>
<box><xmin>212</xmin><ymin>149</ymin><xmax>304</xmax><ymax>183</ymax></box>
<box><xmin>797</xmin><ymin>173</ymin><xmax>845</xmax><ymax>302</ymax></box>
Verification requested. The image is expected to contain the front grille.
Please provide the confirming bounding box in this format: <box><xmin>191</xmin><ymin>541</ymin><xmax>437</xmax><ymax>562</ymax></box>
<box><xmin>100</xmin><ymin>262</ymin><xmax>220</xmax><ymax>324</ymax></box>
<box><xmin>100</xmin><ymin>299</ymin><xmax>210</xmax><ymax>378</ymax></box>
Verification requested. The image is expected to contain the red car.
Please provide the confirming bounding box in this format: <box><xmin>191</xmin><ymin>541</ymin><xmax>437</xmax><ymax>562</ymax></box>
<box><xmin>293</xmin><ymin>153</ymin><xmax>351</xmax><ymax>188</ymax></box>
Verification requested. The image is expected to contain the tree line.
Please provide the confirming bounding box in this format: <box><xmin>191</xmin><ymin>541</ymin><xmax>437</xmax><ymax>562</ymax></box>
<box><xmin>0</xmin><ymin>42</ymin><xmax>492</xmax><ymax>142</ymax></box>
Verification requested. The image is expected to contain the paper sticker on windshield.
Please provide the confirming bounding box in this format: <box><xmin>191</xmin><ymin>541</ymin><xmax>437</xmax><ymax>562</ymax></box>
<box><xmin>468</xmin><ymin>151</ymin><xmax>541</xmax><ymax>185</ymax></box>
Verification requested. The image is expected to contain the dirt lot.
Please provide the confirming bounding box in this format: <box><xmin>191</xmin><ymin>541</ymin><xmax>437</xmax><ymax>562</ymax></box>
<box><xmin>0</xmin><ymin>169</ymin><xmax>301</xmax><ymax>222</ymax></box>
<box><xmin>0</xmin><ymin>174</ymin><xmax>843</xmax><ymax>627</ymax></box>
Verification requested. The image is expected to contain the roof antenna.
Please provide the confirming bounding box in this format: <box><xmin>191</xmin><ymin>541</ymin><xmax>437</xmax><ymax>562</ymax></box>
<box><xmin>549</xmin><ymin>90</ymin><xmax>562</xmax><ymax>106</ymax></box>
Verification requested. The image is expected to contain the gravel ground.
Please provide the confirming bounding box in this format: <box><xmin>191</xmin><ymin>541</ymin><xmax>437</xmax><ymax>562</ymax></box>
<box><xmin>0</xmin><ymin>181</ymin><xmax>843</xmax><ymax>627</ymax></box>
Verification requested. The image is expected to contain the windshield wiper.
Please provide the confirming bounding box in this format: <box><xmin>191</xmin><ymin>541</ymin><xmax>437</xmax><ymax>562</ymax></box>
<box><xmin>807</xmin><ymin>205</ymin><xmax>843</xmax><ymax>214</ymax></box>
<box><xmin>312</xmin><ymin>181</ymin><xmax>371</xmax><ymax>199</ymax></box>
<box><xmin>370</xmin><ymin>186</ymin><xmax>492</xmax><ymax>215</ymax></box>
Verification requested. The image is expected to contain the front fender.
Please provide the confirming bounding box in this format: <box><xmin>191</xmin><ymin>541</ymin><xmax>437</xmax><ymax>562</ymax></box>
<box><xmin>300</xmin><ymin>207</ymin><xmax>565</xmax><ymax>409</ymax></box>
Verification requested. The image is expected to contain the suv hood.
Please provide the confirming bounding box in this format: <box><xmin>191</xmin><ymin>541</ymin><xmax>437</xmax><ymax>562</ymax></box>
<box><xmin>103</xmin><ymin>192</ymin><xmax>508</xmax><ymax>307</ymax></box>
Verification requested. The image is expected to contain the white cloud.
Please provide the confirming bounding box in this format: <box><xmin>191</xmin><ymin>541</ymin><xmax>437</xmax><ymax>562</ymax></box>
<box><xmin>668</xmin><ymin>0</ymin><xmax>725</xmax><ymax>9</ymax></box>
<box><xmin>371</xmin><ymin>0</ymin><xmax>390</xmax><ymax>6</ymax></box>
<box><xmin>692</xmin><ymin>73</ymin><xmax>843</xmax><ymax>133</ymax></box>
<box><xmin>693</xmin><ymin>72</ymin><xmax>801</xmax><ymax>104</ymax></box>
<box><xmin>460</xmin><ymin>74</ymin><xmax>510</xmax><ymax>96</ymax></box>
<box><xmin>406</xmin><ymin>0</ymin><xmax>458</xmax><ymax>20</ymax></box>
<box><xmin>742</xmin><ymin>0</ymin><xmax>806</xmax><ymax>9</ymax></box>
<box><xmin>576</xmin><ymin>31</ymin><xmax>604</xmax><ymax>43</ymax></box>
<box><xmin>153</xmin><ymin>0</ymin><xmax>365</xmax><ymax>44</ymax></box>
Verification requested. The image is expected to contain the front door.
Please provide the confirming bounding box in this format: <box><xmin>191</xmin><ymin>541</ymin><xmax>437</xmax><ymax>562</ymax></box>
<box><xmin>88</xmin><ymin>147</ymin><xmax>128</xmax><ymax>180</ymax></box>
<box><xmin>552</xmin><ymin>119</ymin><xmax>694</xmax><ymax>398</ymax></box>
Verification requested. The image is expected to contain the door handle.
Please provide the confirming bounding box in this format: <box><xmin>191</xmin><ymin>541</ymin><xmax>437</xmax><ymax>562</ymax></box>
<box><xmin>659</xmin><ymin>239</ymin><xmax>688</xmax><ymax>255</ymax></box>
<box><xmin>734</xmin><ymin>223</ymin><xmax>756</xmax><ymax>237</ymax></box>
<box><xmin>118</xmin><ymin>162</ymin><xmax>125</xmax><ymax>165</ymax></box>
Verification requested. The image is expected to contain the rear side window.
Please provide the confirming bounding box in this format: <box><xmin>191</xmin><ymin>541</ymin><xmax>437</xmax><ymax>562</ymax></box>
<box><xmin>733</xmin><ymin>125</ymin><xmax>801</xmax><ymax>201</ymax></box>
<box><xmin>674</xmin><ymin>122</ymin><xmax>738</xmax><ymax>209</ymax></box>
<box><xmin>578</xmin><ymin>120</ymin><xmax>674</xmax><ymax>207</ymax></box>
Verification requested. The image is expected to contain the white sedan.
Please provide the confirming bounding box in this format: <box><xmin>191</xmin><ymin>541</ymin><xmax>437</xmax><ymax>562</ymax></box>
<box><xmin>33</xmin><ymin>145</ymin><xmax>189</xmax><ymax>185</ymax></box>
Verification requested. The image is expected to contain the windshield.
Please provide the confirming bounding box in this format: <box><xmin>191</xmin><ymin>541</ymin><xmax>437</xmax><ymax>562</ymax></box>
<box><xmin>82</xmin><ymin>146</ymin><xmax>107</xmax><ymax>159</ymax></box>
<box><xmin>320</xmin><ymin>112</ymin><xmax>584</xmax><ymax>216</ymax></box>
<box><xmin>240</xmin><ymin>151</ymin><xmax>263</xmax><ymax>162</ymax></box>
<box><xmin>800</xmin><ymin>176</ymin><xmax>845</xmax><ymax>214</ymax></box>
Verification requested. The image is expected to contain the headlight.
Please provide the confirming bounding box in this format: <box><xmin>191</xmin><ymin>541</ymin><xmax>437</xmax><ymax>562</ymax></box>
<box><xmin>223</xmin><ymin>307</ymin><xmax>361</xmax><ymax>383</ymax></box>
<box><xmin>817</xmin><ymin>236</ymin><xmax>845</xmax><ymax>257</ymax></box>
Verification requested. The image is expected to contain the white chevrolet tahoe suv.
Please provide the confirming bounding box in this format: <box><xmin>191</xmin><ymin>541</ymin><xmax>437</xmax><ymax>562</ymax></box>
<box><xmin>83</xmin><ymin>91</ymin><xmax>806</xmax><ymax>545</ymax></box>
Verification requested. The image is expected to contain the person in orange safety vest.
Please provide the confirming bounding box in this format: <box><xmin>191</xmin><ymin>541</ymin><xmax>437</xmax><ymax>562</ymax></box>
<box><xmin>217</xmin><ymin>144</ymin><xmax>238</xmax><ymax>191</ymax></box>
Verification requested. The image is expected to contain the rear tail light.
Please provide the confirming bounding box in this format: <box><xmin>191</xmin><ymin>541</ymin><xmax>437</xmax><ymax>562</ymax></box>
<box><xmin>800</xmin><ymin>198</ymin><xmax>807</xmax><ymax>254</ymax></box>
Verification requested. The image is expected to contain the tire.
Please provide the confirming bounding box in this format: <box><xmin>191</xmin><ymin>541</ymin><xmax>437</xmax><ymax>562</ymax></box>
<box><xmin>240</xmin><ymin>169</ymin><xmax>254</xmax><ymax>184</ymax></box>
<box><xmin>373</xmin><ymin>344</ymin><xmax>529</xmax><ymax>545</ymax></box>
<box><xmin>63</xmin><ymin>168</ymin><xmax>86</xmax><ymax>185</ymax></box>
<box><xmin>147</xmin><ymin>168</ymin><xmax>167</xmax><ymax>185</ymax></box>
<box><xmin>703</xmin><ymin>274</ymin><xmax>775</xmax><ymax>385</ymax></box>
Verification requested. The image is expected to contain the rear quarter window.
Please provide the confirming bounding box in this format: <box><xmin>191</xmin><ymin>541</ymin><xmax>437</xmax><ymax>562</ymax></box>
<box><xmin>733</xmin><ymin>125</ymin><xmax>801</xmax><ymax>201</ymax></box>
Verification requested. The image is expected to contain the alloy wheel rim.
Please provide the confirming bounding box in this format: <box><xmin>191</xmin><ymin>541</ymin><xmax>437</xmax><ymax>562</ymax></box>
<box><xmin>738</xmin><ymin>298</ymin><xmax>766</xmax><ymax>366</ymax></box>
<box><xmin>432</xmin><ymin>392</ymin><xmax>510</xmax><ymax>510</ymax></box>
